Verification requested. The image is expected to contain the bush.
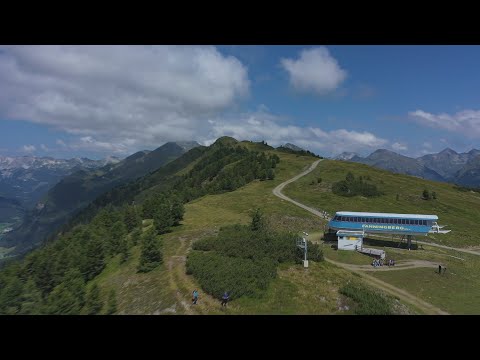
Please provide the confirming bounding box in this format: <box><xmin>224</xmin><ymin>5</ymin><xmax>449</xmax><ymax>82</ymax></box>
<box><xmin>186</xmin><ymin>251</ymin><xmax>277</xmax><ymax>300</ymax></box>
<box><xmin>422</xmin><ymin>189</ymin><xmax>431</xmax><ymax>200</ymax></box>
<box><xmin>187</xmin><ymin>224</ymin><xmax>323</xmax><ymax>301</ymax></box>
<box><xmin>332</xmin><ymin>173</ymin><xmax>383</xmax><ymax>198</ymax></box>
<box><xmin>339</xmin><ymin>282</ymin><xmax>393</xmax><ymax>315</ymax></box>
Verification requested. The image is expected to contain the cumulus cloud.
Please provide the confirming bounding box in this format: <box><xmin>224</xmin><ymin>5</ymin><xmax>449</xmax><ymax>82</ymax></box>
<box><xmin>22</xmin><ymin>145</ymin><xmax>36</xmax><ymax>153</ymax></box>
<box><xmin>281</xmin><ymin>47</ymin><xmax>347</xmax><ymax>95</ymax></box>
<box><xmin>391</xmin><ymin>142</ymin><xmax>408</xmax><ymax>152</ymax></box>
<box><xmin>0</xmin><ymin>45</ymin><xmax>250</xmax><ymax>154</ymax></box>
<box><xmin>206</xmin><ymin>111</ymin><xmax>387</xmax><ymax>156</ymax></box>
<box><xmin>409</xmin><ymin>109</ymin><xmax>480</xmax><ymax>138</ymax></box>
<box><xmin>0</xmin><ymin>46</ymin><xmax>387</xmax><ymax>158</ymax></box>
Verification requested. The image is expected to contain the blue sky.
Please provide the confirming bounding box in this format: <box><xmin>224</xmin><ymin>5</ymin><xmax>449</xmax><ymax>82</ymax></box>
<box><xmin>1</xmin><ymin>45</ymin><xmax>480</xmax><ymax>159</ymax></box>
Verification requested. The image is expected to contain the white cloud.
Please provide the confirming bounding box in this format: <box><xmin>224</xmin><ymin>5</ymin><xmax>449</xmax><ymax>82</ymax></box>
<box><xmin>409</xmin><ymin>109</ymin><xmax>480</xmax><ymax>138</ymax></box>
<box><xmin>391</xmin><ymin>142</ymin><xmax>408</xmax><ymax>152</ymax></box>
<box><xmin>40</xmin><ymin>144</ymin><xmax>49</xmax><ymax>151</ymax></box>
<box><xmin>281</xmin><ymin>47</ymin><xmax>347</xmax><ymax>95</ymax></box>
<box><xmin>422</xmin><ymin>142</ymin><xmax>432</xmax><ymax>149</ymax></box>
<box><xmin>0</xmin><ymin>45</ymin><xmax>250</xmax><ymax>154</ymax></box>
<box><xmin>56</xmin><ymin>139</ymin><xmax>67</xmax><ymax>147</ymax></box>
<box><xmin>206</xmin><ymin>111</ymin><xmax>387</xmax><ymax>156</ymax></box>
<box><xmin>22</xmin><ymin>145</ymin><xmax>36</xmax><ymax>153</ymax></box>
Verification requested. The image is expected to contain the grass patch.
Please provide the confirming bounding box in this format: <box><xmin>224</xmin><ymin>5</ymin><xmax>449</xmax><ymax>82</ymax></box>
<box><xmin>371</xmin><ymin>249</ymin><xmax>480</xmax><ymax>314</ymax></box>
<box><xmin>283</xmin><ymin>159</ymin><xmax>480</xmax><ymax>248</ymax></box>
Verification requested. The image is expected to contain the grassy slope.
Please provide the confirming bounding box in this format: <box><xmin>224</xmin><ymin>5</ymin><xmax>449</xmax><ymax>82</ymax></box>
<box><xmin>283</xmin><ymin>159</ymin><xmax>480</xmax><ymax>248</ymax></box>
<box><xmin>282</xmin><ymin>159</ymin><xmax>480</xmax><ymax>314</ymax></box>
<box><xmin>94</xmin><ymin>151</ymin><xmax>416</xmax><ymax>314</ymax></box>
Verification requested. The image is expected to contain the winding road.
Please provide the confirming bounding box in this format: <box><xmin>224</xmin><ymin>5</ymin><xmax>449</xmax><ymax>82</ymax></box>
<box><xmin>272</xmin><ymin>159</ymin><xmax>450</xmax><ymax>315</ymax></box>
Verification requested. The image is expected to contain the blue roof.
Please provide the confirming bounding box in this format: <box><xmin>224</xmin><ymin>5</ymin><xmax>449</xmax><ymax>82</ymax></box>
<box><xmin>335</xmin><ymin>211</ymin><xmax>438</xmax><ymax>220</ymax></box>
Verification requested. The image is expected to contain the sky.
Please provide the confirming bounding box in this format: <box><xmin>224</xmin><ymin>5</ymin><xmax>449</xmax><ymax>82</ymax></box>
<box><xmin>1</xmin><ymin>45</ymin><xmax>480</xmax><ymax>160</ymax></box>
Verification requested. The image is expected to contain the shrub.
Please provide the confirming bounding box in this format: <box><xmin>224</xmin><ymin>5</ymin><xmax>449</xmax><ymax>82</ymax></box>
<box><xmin>332</xmin><ymin>173</ymin><xmax>382</xmax><ymax>198</ymax></box>
<box><xmin>187</xmin><ymin>224</ymin><xmax>323</xmax><ymax>301</ymax></box>
<box><xmin>186</xmin><ymin>251</ymin><xmax>277</xmax><ymax>300</ymax></box>
<box><xmin>422</xmin><ymin>189</ymin><xmax>431</xmax><ymax>200</ymax></box>
<box><xmin>339</xmin><ymin>282</ymin><xmax>393</xmax><ymax>315</ymax></box>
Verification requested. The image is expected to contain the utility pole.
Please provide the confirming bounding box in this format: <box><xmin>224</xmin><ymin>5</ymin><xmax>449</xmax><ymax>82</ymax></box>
<box><xmin>302</xmin><ymin>231</ymin><xmax>309</xmax><ymax>268</ymax></box>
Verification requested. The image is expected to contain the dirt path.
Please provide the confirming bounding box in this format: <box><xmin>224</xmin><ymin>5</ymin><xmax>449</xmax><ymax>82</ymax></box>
<box><xmin>273</xmin><ymin>159</ymin><xmax>327</xmax><ymax>219</ymax></box>
<box><xmin>272</xmin><ymin>158</ymin><xmax>449</xmax><ymax>315</ymax></box>
<box><xmin>325</xmin><ymin>258</ymin><xmax>448</xmax><ymax>315</ymax></box>
<box><xmin>336</xmin><ymin>259</ymin><xmax>439</xmax><ymax>272</ymax></box>
<box><xmin>165</xmin><ymin>231</ymin><xmax>229</xmax><ymax>315</ymax></box>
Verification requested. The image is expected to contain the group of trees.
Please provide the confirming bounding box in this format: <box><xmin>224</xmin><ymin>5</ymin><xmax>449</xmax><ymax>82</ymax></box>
<box><xmin>173</xmin><ymin>146</ymin><xmax>280</xmax><ymax>201</ymax></box>
<box><xmin>422</xmin><ymin>189</ymin><xmax>437</xmax><ymax>200</ymax></box>
<box><xmin>142</xmin><ymin>193</ymin><xmax>184</xmax><ymax>234</ymax></box>
<box><xmin>276</xmin><ymin>146</ymin><xmax>322</xmax><ymax>158</ymax></box>
<box><xmin>0</xmin><ymin>198</ymin><xmax>168</xmax><ymax>314</ymax></box>
<box><xmin>187</xmin><ymin>210</ymin><xmax>323</xmax><ymax>301</ymax></box>
<box><xmin>332</xmin><ymin>172</ymin><xmax>383</xmax><ymax>198</ymax></box>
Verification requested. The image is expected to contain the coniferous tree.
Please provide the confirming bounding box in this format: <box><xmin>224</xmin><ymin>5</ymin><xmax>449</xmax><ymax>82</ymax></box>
<box><xmin>267</xmin><ymin>168</ymin><xmax>275</xmax><ymax>180</ymax></box>
<box><xmin>153</xmin><ymin>203</ymin><xmax>174</xmax><ymax>234</ymax></box>
<box><xmin>84</xmin><ymin>283</ymin><xmax>103</xmax><ymax>315</ymax></box>
<box><xmin>171</xmin><ymin>200</ymin><xmax>185</xmax><ymax>226</ymax></box>
<box><xmin>124</xmin><ymin>205</ymin><xmax>141</xmax><ymax>233</ymax></box>
<box><xmin>47</xmin><ymin>269</ymin><xmax>85</xmax><ymax>314</ymax></box>
<box><xmin>109</xmin><ymin>221</ymin><xmax>127</xmax><ymax>255</ymax></box>
<box><xmin>137</xmin><ymin>228</ymin><xmax>162</xmax><ymax>273</ymax></box>
<box><xmin>251</xmin><ymin>208</ymin><xmax>266</xmax><ymax>232</ymax></box>
<box><xmin>432</xmin><ymin>191</ymin><xmax>437</xmax><ymax>200</ymax></box>
<box><xmin>84</xmin><ymin>234</ymin><xmax>106</xmax><ymax>281</ymax></box>
<box><xmin>0</xmin><ymin>277</ymin><xmax>24</xmax><ymax>314</ymax></box>
<box><xmin>106</xmin><ymin>289</ymin><xmax>118</xmax><ymax>315</ymax></box>
<box><xmin>19</xmin><ymin>279</ymin><xmax>43</xmax><ymax>315</ymax></box>
<box><xmin>422</xmin><ymin>189</ymin><xmax>431</xmax><ymax>200</ymax></box>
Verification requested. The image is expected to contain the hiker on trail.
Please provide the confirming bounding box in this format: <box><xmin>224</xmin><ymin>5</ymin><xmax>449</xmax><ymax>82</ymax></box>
<box><xmin>192</xmin><ymin>289</ymin><xmax>198</xmax><ymax>305</ymax></box>
<box><xmin>221</xmin><ymin>292</ymin><xmax>229</xmax><ymax>307</ymax></box>
<box><xmin>438</xmin><ymin>265</ymin><xmax>442</xmax><ymax>274</ymax></box>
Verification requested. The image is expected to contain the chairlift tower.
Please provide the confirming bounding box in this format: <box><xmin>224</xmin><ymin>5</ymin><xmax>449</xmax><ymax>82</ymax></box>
<box><xmin>296</xmin><ymin>231</ymin><xmax>309</xmax><ymax>268</ymax></box>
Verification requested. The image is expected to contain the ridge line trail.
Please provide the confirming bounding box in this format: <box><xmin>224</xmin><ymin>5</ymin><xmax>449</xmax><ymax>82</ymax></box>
<box><xmin>272</xmin><ymin>158</ymin><xmax>449</xmax><ymax>315</ymax></box>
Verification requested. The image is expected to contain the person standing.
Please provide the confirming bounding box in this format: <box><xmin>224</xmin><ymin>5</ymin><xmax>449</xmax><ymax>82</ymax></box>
<box><xmin>221</xmin><ymin>291</ymin><xmax>229</xmax><ymax>307</ymax></box>
<box><xmin>438</xmin><ymin>265</ymin><xmax>442</xmax><ymax>274</ymax></box>
<box><xmin>192</xmin><ymin>289</ymin><xmax>198</xmax><ymax>305</ymax></box>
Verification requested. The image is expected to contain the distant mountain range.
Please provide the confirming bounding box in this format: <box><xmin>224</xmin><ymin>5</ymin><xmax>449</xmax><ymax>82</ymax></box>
<box><xmin>335</xmin><ymin>148</ymin><xmax>480</xmax><ymax>187</ymax></box>
<box><xmin>0</xmin><ymin>155</ymin><xmax>121</xmax><ymax>208</ymax></box>
<box><xmin>0</xmin><ymin>141</ymin><xmax>200</xmax><ymax>253</ymax></box>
